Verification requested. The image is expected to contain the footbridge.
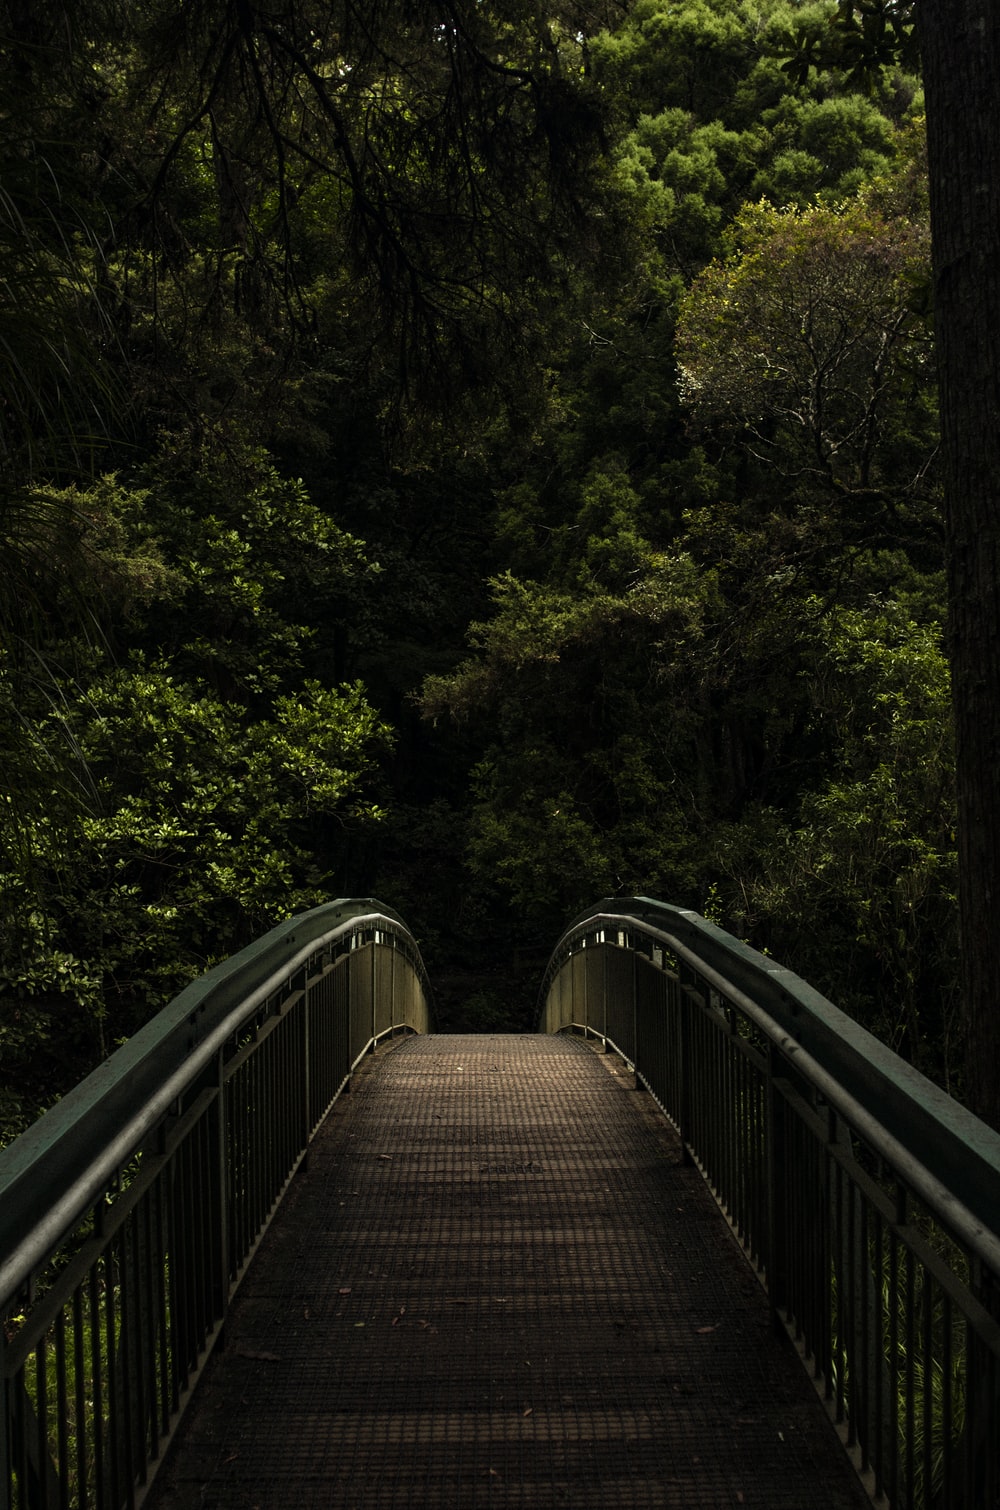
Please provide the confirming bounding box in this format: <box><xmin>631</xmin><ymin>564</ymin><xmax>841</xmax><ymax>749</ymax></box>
<box><xmin>2</xmin><ymin>899</ymin><xmax>999</xmax><ymax>1509</ymax></box>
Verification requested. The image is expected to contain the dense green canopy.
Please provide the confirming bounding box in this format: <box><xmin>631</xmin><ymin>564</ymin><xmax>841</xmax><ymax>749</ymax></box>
<box><xmin>1</xmin><ymin>0</ymin><xmax>958</xmax><ymax>1139</ymax></box>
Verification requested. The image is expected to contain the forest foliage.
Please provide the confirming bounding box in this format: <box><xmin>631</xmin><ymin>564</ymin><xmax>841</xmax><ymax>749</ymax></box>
<box><xmin>0</xmin><ymin>0</ymin><xmax>954</xmax><ymax>1140</ymax></box>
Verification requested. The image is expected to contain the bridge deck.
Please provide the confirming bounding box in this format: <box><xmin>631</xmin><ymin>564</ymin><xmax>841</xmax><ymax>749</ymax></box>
<box><xmin>143</xmin><ymin>1033</ymin><xmax>871</xmax><ymax>1509</ymax></box>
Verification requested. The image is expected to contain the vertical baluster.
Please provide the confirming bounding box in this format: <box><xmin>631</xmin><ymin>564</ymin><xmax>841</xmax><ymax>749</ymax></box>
<box><xmin>72</xmin><ymin>1287</ymin><xmax>87</xmax><ymax>1510</ymax></box>
<box><xmin>34</xmin><ymin>1336</ymin><xmax>48</xmax><ymax>1509</ymax></box>
<box><xmin>939</xmin><ymin>1294</ymin><xmax>953</xmax><ymax>1508</ymax></box>
<box><xmin>904</xmin><ymin>1244</ymin><xmax>916</xmax><ymax>1510</ymax></box>
<box><xmin>119</xmin><ymin>1215</ymin><xmax>137</xmax><ymax>1503</ymax></box>
<box><xmin>845</xmin><ymin>1166</ymin><xmax>858</xmax><ymax>1449</ymax></box>
<box><xmin>819</xmin><ymin>1127</ymin><xmax>834</xmax><ymax>1400</ymax></box>
<box><xmin>88</xmin><ymin>1255</ymin><xmax>104</xmax><ymax>1510</ymax></box>
<box><xmin>153</xmin><ymin>1171</ymin><xmax>170</xmax><ymax>1440</ymax></box>
<box><xmin>103</xmin><ymin>1241</ymin><xmax>119</xmax><ymax>1510</ymax></box>
<box><xmin>871</xmin><ymin>1208</ymin><xmax>885</xmax><ymax>1500</ymax></box>
<box><xmin>857</xmin><ymin>1188</ymin><xmax>870</xmax><ymax>1471</ymax></box>
<box><xmin>921</xmin><ymin>1269</ymin><xmax>934</xmax><ymax>1508</ymax></box>
<box><xmin>834</xmin><ymin>1159</ymin><xmax>847</xmax><ymax>1427</ymax></box>
<box><xmin>54</xmin><ymin>1311</ymin><xmax>68</xmax><ymax>1510</ymax></box>
<box><xmin>887</xmin><ymin>1220</ymin><xmax>901</xmax><ymax>1510</ymax></box>
<box><xmin>14</xmin><ymin>1353</ymin><xmax>29</xmax><ymax>1510</ymax></box>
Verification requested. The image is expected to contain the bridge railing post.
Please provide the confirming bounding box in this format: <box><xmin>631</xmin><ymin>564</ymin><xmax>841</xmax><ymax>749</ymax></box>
<box><xmin>681</xmin><ymin>972</ymin><xmax>694</xmax><ymax>1158</ymax></box>
<box><xmin>371</xmin><ymin>932</ymin><xmax>377</xmax><ymax>1049</ymax></box>
<box><xmin>676</xmin><ymin>962</ymin><xmax>706</xmax><ymax>1164</ymax></box>
<box><xmin>765</xmin><ymin>1040</ymin><xmax>788</xmax><ymax>1331</ymax></box>
<box><xmin>302</xmin><ymin>959</ymin><xmax>315</xmax><ymax>1160</ymax></box>
<box><xmin>213</xmin><ymin>1048</ymin><xmax>230</xmax><ymax>1339</ymax></box>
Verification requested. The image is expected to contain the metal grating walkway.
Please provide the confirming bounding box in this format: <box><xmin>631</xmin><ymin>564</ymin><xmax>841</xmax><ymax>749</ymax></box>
<box><xmin>143</xmin><ymin>1033</ymin><xmax>872</xmax><ymax>1509</ymax></box>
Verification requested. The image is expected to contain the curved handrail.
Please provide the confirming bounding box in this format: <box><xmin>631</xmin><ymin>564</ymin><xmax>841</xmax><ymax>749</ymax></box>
<box><xmin>2</xmin><ymin>898</ymin><xmax>431</xmax><ymax>1510</ymax></box>
<box><xmin>540</xmin><ymin>895</ymin><xmax>1000</xmax><ymax>1258</ymax></box>
<box><xmin>0</xmin><ymin>898</ymin><xmax>430</xmax><ymax>1311</ymax></box>
<box><xmin>539</xmin><ymin>895</ymin><xmax>1000</xmax><ymax>1510</ymax></box>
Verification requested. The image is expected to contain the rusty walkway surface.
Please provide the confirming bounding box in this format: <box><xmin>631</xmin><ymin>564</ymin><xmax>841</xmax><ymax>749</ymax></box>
<box><xmin>143</xmin><ymin>1034</ymin><xmax>871</xmax><ymax>1510</ymax></box>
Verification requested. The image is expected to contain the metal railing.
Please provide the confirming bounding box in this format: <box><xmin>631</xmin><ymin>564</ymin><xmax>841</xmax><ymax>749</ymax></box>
<box><xmin>1</xmin><ymin>899</ymin><xmax>431</xmax><ymax>1510</ymax></box>
<box><xmin>540</xmin><ymin>896</ymin><xmax>1000</xmax><ymax>1510</ymax></box>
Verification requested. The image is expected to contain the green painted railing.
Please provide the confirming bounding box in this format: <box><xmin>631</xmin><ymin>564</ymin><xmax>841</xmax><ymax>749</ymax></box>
<box><xmin>539</xmin><ymin>897</ymin><xmax>1000</xmax><ymax>1510</ymax></box>
<box><xmin>6</xmin><ymin>892</ymin><xmax>999</xmax><ymax>1509</ymax></box>
<box><xmin>0</xmin><ymin>900</ymin><xmax>431</xmax><ymax>1510</ymax></box>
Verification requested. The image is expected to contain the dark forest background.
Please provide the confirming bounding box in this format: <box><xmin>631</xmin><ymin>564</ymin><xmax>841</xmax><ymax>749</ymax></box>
<box><xmin>0</xmin><ymin>0</ymin><xmax>953</xmax><ymax>1142</ymax></box>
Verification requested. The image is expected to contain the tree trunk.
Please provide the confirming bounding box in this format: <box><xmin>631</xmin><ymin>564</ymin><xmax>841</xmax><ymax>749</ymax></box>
<box><xmin>919</xmin><ymin>0</ymin><xmax>1000</xmax><ymax>1131</ymax></box>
